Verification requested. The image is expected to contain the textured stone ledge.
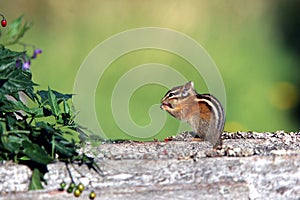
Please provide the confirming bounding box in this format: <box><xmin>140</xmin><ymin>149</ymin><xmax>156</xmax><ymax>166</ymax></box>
<box><xmin>1</xmin><ymin>131</ymin><xmax>300</xmax><ymax>200</ymax></box>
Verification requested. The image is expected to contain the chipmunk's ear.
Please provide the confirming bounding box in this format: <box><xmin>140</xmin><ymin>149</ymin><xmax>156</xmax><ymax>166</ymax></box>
<box><xmin>182</xmin><ymin>81</ymin><xmax>195</xmax><ymax>97</ymax></box>
<box><xmin>185</xmin><ymin>81</ymin><xmax>194</xmax><ymax>90</ymax></box>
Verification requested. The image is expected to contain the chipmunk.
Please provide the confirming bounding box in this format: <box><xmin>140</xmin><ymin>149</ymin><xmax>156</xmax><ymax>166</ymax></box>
<box><xmin>160</xmin><ymin>81</ymin><xmax>225</xmax><ymax>148</ymax></box>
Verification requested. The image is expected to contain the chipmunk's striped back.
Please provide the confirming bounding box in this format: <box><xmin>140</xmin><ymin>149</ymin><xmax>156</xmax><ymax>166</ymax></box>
<box><xmin>197</xmin><ymin>93</ymin><xmax>225</xmax><ymax>134</ymax></box>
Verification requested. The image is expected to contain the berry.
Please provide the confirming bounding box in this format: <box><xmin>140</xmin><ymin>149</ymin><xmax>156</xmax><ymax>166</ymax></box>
<box><xmin>60</xmin><ymin>181</ymin><xmax>67</xmax><ymax>190</ymax></box>
<box><xmin>77</xmin><ymin>183</ymin><xmax>85</xmax><ymax>192</ymax></box>
<box><xmin>74</xmin><ymin>189</ymin><xmax>81</xmax><ymax>197</ymax></box>
<box><xmin>70</xmin><ymin>182</ymin><xmax>76</xmax><ymax>189</ymax></box>
<box><xmin>1</xmin><ymin>19</ymin><xmax>7</xmax><ymax>27</ymax></box>
<box><xmin>67</xmin><ymin>186</ymin><xmax>74</xmax><ymax>193</ymax></box>
<box><xmin>89</xmin><ymin>191</ymin><xmax>96</xmax><ymax>199</ymax></box>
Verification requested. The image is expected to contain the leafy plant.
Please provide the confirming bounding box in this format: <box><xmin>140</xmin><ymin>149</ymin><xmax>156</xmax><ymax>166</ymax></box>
<box><xmin>0</xmin><ymin>16</ymin><xmax>100</xmax><ymax>190</ymax></box>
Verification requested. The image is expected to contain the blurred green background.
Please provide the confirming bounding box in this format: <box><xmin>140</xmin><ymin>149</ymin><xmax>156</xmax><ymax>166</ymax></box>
<box><xmin>1</xmin><ymin>1</ymin><xmax>299</xmax><ymax>140</ymax></box>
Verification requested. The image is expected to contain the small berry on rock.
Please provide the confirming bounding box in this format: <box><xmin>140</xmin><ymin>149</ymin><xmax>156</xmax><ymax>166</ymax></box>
<box><xmin>60</xmin><ymin>181</ymin><xmax>66</xmax><ymax>190</ymax></box>
<box><xmin>67</xmin><ymin>186</ymin><xmax>74</xmax><ymax>193</ymax></box>
<box><xmin>77</xmin><ymin>183</ymin><xmax>85</xmax><ymax>192</ymax></box>
<box><xmin>89</xmin><ymin>191</ymin><xmax>96</xmax><ymax>199</ymax></box>
<box><xmin>74</xmin><ymin>189</ymin><xmax>81</xmax><ymax>197</ymax></box>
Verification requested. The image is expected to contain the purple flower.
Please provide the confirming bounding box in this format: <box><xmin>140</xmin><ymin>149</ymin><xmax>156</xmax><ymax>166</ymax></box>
<box><xmin>35</xmin><ymin>49</ymin><xmax>42</xmax><ymax>54</ymax></box>
<box><xmin>15</xmin><ymin>59</ymin><xmax>21</xmax><ymax>68</ymax></box>
<box><xmin>31</xmin><ymin>49</ymin><xmax>43</xmax><ymax>59</ymax></box>
<box><xmin>22</xmin><ymin>61</ymin><xmax>31</xmax><ymax>70</ymax></box>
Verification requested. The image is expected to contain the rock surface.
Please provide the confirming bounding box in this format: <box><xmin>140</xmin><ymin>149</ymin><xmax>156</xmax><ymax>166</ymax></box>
<box><xmin>1</xmin><ymin>131</ymin><xmax>300</xmax><ymax>200</ymax></box>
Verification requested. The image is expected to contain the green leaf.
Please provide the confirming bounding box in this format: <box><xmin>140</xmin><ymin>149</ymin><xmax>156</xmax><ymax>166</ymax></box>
<box><xmin>37</xmin><ymin>89</ymin><xmax>73</xmax><ymax>104</ymax></box>
<box><xmin>0</xmin><ymin>44</ymin><xmax>23</xmax><ymax>64</ymax></box>
<box><xmin>29</xmin><ymin>107</ymin><xmax>44</xmax><ymax>117</ymax></box>
<box><xmin>19</xmin><ymin>156</ymin><xmax>30</xmax><ymax>161</ymax></box>
<box><xmin>29</xmin><ymin>168</ymin><xmax>43</xmax><ymax>190</ymax></box>
<box><xmin>0</xmin><ymin>97</ymin><xmax>43</xmax><ymax>117</ymax></box>
<box><xmin>22</xmin><ymin>141</ymin><xmax>52</xmax><ymax>165</ymax></box>
<box><xmin>0</xmin><ymin>130</ymin><xmax>30</xmax><ymax>154</ymax></box>
<box><xmin>63</xmin><ymin>99</ymin><xmax>70</xmax><ymax>114</ymax></box>
<box><xmin>7</xmin><ymin>16</ymin><xmax>23</xmax><ymax>39</ymax></box>
<box><xmin>47</xmin><ymin>87</ymin><xmax>60</xmax><ymax>116</ymax></box>
<box><xmin>0</xmin><ymin>65</ymin><xmax>37</xmax><ymax>98</ymax></box>
<box><xmin>0</xmin><ymin>135</ymin><xmax>23</xmax><ymax>153</ymax></box>
<box><xmin>0</xmin><ymin>121</ymin><xmax>4</xmax><ymax>133</ymax></box>
<box><xmin>54</xmin><ymin>138</ymin><xmax>76</xmax><ymax>158</ymax></box>
<box><xmin>5</xmin><ymin>15</ymin><xmax>32</xmax><ymax>46</ymax></box>
<box><xmin>35</xmin><ymin>121</ymin><xmax>55</xmax><ymax>133</ymax></box>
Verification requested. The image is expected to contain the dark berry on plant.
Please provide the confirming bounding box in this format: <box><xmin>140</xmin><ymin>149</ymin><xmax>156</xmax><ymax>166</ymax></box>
<box><xmin>89</xmin><ymin>191</ymin><xmax>96</xmax><ymax>199</ymax></box>
<box><xmin>60</xmin><ymin>181</ymin><xmax>66</xmax><ymax>189</ymax></box>
<box><xmin>67</xmin><ymin>186</ymin><xmax>74</xmax><ymax>193</ymax></box>
<box><xmin>77</xmin><ymin>183</ymin><xmax>85</xmax><ymax>192</ymax></box>
<box><xmin>70</xmin><ymin>182</ymin><xmax>76</xmax><ymax>189</ymax></box>
<box><xmin>74</xmin><ymin>189</ymin><xmax>81</xmax><ymax>197</ymax></box>
<box><xmin>1</xmin><ymin>19</ymin><xmax>7</xmax><ymax>27</ymax></box>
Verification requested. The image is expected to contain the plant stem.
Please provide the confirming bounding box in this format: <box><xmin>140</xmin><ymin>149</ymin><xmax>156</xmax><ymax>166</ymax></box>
<box><xmin>6</xmin><ymin>130</ymin><xmax>30</xmax><ymax>134</ymax></box>
<box><xmin>51</xmin><ymin>135</ymin><xmax>55</xmax><ymax>159</ymax></box>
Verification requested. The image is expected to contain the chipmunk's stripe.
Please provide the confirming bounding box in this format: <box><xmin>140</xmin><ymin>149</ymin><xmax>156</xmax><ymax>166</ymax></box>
<box><xmin>196</xmin><ymin>94</ymin><xmax>225</xmax><ymax>132</ymax></box>
<box><xmin>161</xmin><ymin>89</ymin><xmax>181</xmax><ymax>102</ymax></box>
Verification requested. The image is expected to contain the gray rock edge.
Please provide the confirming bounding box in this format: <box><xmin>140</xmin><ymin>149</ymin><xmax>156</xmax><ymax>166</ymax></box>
<box><xmin>1</xmin><ymin>131</ymin><xmax>300</xmax><ymax>200</ymax></box>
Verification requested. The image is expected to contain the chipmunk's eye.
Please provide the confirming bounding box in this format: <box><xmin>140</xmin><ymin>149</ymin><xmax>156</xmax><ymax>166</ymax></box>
<box><xmin>182</xmin><ymin>89</ymin><xmax>189</xmax><ymax>97</ymax></box>
<box><xmin>168</xmin><ymin>92</ymin><xmax>175</xmax><ymax>97</ymax></box>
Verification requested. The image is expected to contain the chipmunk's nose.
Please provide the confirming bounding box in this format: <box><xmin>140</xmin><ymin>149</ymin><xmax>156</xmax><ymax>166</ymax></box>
<box><xmin>160</xmin><ymin>102</ymin><xmax>172</xmax><ymax>110</ymax></box>
<box><xmin>160</xmin><ymin>102</ymin><xmax>167</xmax><ymax>110</ymax></box>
